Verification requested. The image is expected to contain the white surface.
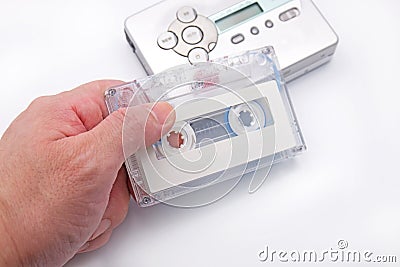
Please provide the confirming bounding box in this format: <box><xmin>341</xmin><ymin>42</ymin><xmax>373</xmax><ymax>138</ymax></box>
<box><xmin>1</xmin><ymin>1</ymin><xmax>399</xmax><ymax>266</ymax></box>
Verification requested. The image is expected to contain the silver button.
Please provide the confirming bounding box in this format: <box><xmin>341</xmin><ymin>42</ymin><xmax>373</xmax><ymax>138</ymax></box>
<box><xmin>265</xmin><ymin>20</ymin><xmax>274</xmax><ymax>28</ymax></box>
<box><xmin>157</xmin><ymin>31</ymin><xmax>178</xmax><ymax>50</ymax></box>
<box><xmin>177</xmin><ymin>7</ymin><xmax>197</xmax><ymax>23</ymax></box>
<box><xmin>188</xmin><ymin>48</ymin><xmax>209</xmax><ymax>64</ymax></box>
<box><xmin>182</xmin><ymin>26</ymin><xmax>203</xmax><ymax>45</ymax></box>
<box><xmin>208</xmin><ymin>42</ymin><xmax>217</xmax><ymax>51</ymax></box>
<box><xmin>279</xmin><ymin>8</ymin><xmax>300</xmax><ymax>22</ymax></box>
<box><xmin>231</xmin><ymin>34</ymin><xmax>245</xmax><ymax>44</ymax></box>
<box><xmin>250</xmin><ymin>27</ymin><xmax>259</xmax><ymax>35</ymax></box>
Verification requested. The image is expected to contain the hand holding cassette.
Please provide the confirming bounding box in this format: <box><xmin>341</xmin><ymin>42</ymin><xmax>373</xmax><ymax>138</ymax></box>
<box><xmin>105</xmin><ymin>47</ymin><xmax>306</xmax><ymax>207</ymax></box>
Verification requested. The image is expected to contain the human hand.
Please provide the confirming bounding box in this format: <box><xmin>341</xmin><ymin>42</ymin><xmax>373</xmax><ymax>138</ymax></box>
<box><xmin>0</xmin><ymin>80</ymin><xmax>175</xmax><ymax>266</ymax></box>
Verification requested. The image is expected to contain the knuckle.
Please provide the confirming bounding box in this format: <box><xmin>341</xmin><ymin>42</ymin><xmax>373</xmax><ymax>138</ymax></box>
<box><xmin>30</xmin><ymin>96</ymin><xmax>50</xmax><ymax>107</ymax></box>
<box><xmin>28</xmin><ymin>96</ymin><xmax>57</xmax><ymax>115</ymax></box>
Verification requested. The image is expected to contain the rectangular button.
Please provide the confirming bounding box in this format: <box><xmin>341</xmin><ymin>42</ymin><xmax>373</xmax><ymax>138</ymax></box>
<box><xmin>279</xmin><ymin>8</ymin><xmax>300</xmax><ymax>22</ymax></box>
<box><xmin>231</xmin><ymin>34</ymin><xmax>245</xmax><ymax>44</ymax></box>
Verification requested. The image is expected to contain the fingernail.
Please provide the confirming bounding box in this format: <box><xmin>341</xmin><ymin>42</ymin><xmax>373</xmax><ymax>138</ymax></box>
<box><xmin>91</xmin><ymin>219</ymin><xmax>112</xmax><ymax>241</ymax></box>
<box><xmin>150</xmin><ymin>102</ymin><xmax>176</xmax><ymax>133</ymax></box>
<box><xmin>164</xmin><ymin>109</ymin><xmax>176</xmax><ymax>129</ymax></box>
<box><xmin>78</xmin><ymin>242</ymin><xmax>90</xmax><ymax>253</ymax></box>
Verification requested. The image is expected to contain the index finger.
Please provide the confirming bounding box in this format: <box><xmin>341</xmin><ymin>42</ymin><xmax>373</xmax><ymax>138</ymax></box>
<box><xmin>54</xmin><ymin>80</ymin><xmax>125</xmax><ymax>131</ymax></box>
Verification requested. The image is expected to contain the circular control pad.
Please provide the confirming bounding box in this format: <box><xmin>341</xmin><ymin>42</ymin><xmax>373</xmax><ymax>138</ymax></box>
<box><xmin>157</xmin><ymin>7</ymin><xmax>218</xmax><ymax>64</ymax></box>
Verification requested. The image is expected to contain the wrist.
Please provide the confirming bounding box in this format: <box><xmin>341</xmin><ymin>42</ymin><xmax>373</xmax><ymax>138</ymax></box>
<box><xmin>0</xmin><ymin>147</ymin><xmax>21</xmax><ymax>265</ymax></box>
<box><xmin>0</xmin><ymin>197</ymin><xmax>23</xmax><ymax>266</ymax></box>
<box><xmin>0</xmin><ymin>153</ymin><xmax>32</xmax><ymax>266</ymax></box>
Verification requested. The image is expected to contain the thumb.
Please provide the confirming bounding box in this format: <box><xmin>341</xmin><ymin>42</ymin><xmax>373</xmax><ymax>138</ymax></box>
<box><xmin>85</xmin><ymin>102</ymin><xmax>175</xmax><ymax>171</ymax></box>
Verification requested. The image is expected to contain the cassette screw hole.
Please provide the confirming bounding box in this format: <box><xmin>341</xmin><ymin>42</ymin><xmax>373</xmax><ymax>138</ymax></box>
<box><xmin>239</xmin><ymin>110</ymin><xmax>255</xmax><ymax>127</ymax></box>
<box><xmin>108</xmin><ymin>89</ymin><xmax>116</xmax><ymax>96</ymax></box>
<box><xmin>142</xmin><ymin>197</ymin><xmax>151</xmax><ymax>205</ymax></box>
<box><xmin>167</xmin><ymin>131</ymin><xmax>185</xmax><ymax>148</ymax></box>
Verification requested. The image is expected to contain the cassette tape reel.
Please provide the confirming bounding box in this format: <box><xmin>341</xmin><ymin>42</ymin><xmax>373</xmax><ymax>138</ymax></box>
<box><xmin>105</xmin><ymin>47</ymin><xmax>306</xmax><ymax>207</ymax></box>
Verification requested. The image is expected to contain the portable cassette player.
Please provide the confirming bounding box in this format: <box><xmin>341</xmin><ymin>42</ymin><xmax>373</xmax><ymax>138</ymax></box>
<box><xmin>125</xmin><ymin>0</ymin><xmax>338</xmax><ymax>81</ymax></box>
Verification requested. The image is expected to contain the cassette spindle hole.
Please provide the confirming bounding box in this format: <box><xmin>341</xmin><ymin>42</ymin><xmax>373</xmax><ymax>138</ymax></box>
<box><xmin>167</xmin><ymin>131</ymin><xmax>185</xmax><ymax>149</ymax></box>
<box><xmin>161</xmin><ymin>122</ymin><xmax>196</xmax><ymax>155</ymax></box>
<box><xmin>228</xmin><ymin>101</ymin><xmax>266</xmax><ymax>135</ymax></box>
<box><xmin>142</xmin><ymin>196</ymin><xmax>151</xmax><ymax>205</ymax></box>
<box><xmin>239</xmin><ymin>110</ymin><xmax>255</xmax><ymax>127</ymax></box>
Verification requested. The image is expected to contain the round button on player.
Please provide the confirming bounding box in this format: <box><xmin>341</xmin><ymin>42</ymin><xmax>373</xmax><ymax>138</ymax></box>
<box><xmin>177</xmin><ymin>6</ymin><xmax>198</xmax><ymax>23</ymax></box>
<box><xmin>188</xmin><ymin>47</ymin><xmax>209</xmax><ymax>64</ymax></box>
<box><xmin>157</xmin><ymin>31</ymin><xmax>178</xmax><ymax>50</ymax></box>
<box><xmin>208</xmin><ymin>42</ymin><xmax>217</xmax><ymax>51</ymax></box>
<box><xmin>182</xmin><ymin>26</ymin><xmax>203</xmax><ymax>45</ymax></box>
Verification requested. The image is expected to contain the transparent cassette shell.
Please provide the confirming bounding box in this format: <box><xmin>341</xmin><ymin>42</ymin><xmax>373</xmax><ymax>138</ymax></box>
<box><xmin>105</xmin><ymin>47</ymin><xmax>306</xmax><ymax>207</ymax></box>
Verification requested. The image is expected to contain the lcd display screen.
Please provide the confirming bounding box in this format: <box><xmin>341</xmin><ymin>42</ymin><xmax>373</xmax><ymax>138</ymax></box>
<box><xmin>215</xmin><ymin>3</ymin><xmax>263</xmax><ymax>32</ymax></box>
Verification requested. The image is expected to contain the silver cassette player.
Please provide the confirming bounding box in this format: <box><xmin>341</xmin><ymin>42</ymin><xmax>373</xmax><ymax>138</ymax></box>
<box><xmin>125</xmin><ymin>0</ymin><xmax>338</xmax><ymax>81</ymax></box>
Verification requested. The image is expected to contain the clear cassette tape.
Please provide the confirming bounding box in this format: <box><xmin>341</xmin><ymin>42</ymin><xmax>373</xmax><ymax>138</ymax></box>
<box><xmin>105</xmin><ymin>47</ymin><xmax>306</xmax><ymax>207</ymax></box>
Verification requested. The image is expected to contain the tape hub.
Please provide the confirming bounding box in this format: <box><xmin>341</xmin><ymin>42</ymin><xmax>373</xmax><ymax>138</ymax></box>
<box><xmin>228</xmin><ymin>101</ymin><xmax>266</xmax><ymax>135</ymax></box>
<box><xmin>238</xmin><ymin>110</ymin><xmax>255</xmax><ymax>127</ymax></box>
<box><xmin>161</xmin><ymin>121</ymin><xmax>197</xmax><ymax>156</ymax></box>
<box><xmin>167</xmin><ymin>131</ymin><xmax>185</xmax><ymax>149</ymax></box>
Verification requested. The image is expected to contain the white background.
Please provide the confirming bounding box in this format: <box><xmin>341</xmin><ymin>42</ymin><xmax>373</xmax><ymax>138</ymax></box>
<box><xmin>1</xmin><ymin>1</ymin><xmax>399</xmax><ymax>266</ymax></box>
